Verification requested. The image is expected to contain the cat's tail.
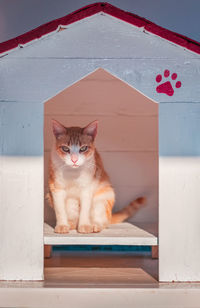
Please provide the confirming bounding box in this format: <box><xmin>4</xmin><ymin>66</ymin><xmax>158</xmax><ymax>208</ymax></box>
<box><xmin>111</xmin><ymin>197</ymin><xmax>146</xmax><ymax>224</ymax></box>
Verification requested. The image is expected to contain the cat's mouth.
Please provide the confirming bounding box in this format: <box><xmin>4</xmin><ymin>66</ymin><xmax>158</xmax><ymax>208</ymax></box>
<box><xmin>72</xmin><ymin>164</ymin><xmax>79</xmax><ymax>168</ymax></box>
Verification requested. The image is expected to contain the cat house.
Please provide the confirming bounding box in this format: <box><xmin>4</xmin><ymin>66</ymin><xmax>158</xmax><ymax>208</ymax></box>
<box><xmin>0</xmin><ymin>2</ymin><xmax>200</xmax><ymax>283</ymax></box>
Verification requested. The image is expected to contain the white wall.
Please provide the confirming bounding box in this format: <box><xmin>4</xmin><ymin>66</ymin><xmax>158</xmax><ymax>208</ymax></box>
<box><xmin>0</xmin><ymin>102</ymin><xmax>44</xmax><ymax>280</ymax></box>
<box><xmin>159</xmin><ymin>157</ymin><xmax>200</xmax><ymax>281</ymax></box>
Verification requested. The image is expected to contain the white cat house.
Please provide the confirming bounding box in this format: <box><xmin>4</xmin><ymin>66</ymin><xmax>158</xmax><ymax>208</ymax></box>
<box><xmin>0</xmin><ymin>2</ymin><xmax>200</xmax><ymax>282</ymax></box>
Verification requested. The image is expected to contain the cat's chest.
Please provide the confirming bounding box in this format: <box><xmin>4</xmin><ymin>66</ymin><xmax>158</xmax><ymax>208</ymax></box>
<box><xmin>64</xmin><ymin>170</ymin><xmax>94</xmax><ymax>198</ymax></box>
<box><xmin>56</xmin><ymin>167</ymin><xmax>93</xmax><ymax>190</ymax></box>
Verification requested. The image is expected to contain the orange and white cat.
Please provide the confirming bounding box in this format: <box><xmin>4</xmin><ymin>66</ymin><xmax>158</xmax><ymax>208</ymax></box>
<box><xmin>47</xmin><ymin>119</ymin><xmax>146</xmax><ymax>234</ymax></box>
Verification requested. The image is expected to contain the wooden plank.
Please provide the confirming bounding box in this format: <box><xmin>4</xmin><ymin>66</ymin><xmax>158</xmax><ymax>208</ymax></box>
<box><xmin>44</xmin><ymin>245</ymin><xmax>52</xmax><ymax>258</ymax></box>
<box><xmin>2</xmin><ymin>284</ymin><xmax>200</xmax><ymax>308</ymax></box>
<box><xmin>44</xmin><ymin>222</ymin><xmax>157</xmax><ymax>246</ymax></box>
<box><xmin>151</xmin><ymin>246</ymin><xmax>159</xmax><ymax>259</ymax></box>
<box><xmin>3</xmin><ymin>250</ymin><xmax>200</xmax><ymax>308</ymax></box>
<box><xmin>44</xmin><ymin>115</ymin><xmax>158</xmax><ymax>151</ymax></box>
<box><xmin>0</xmin><ymin>156</ymin><xmax>44</xmax><ymax>280</ymax></box>
<box><xmin>44</xmin><ymin>250</ymin><xmax>158</xmax><ymax>276</ymax></box>
<box><xmin>45</xmin><ymin>267</ymin><xmax>157</xmax><ymax>285</ymax></box>
<box><xmin>7</xmin><ymin>14</ymin><xmax>198</xmax><ymax>59</ymax></box>
<box><xmin>1</xmin><ymin>58</ymin><xmax>200</xmax><ymax>103</ymax></box>
<box><xmin>0</xmin><ymin>103</ymin><xmax>44</xmax><ymax>280</ymax></box>
<box><xmin>159</xmin><ymin>157</ymin><xmax>200</xmax><ymax>281</ymax></box>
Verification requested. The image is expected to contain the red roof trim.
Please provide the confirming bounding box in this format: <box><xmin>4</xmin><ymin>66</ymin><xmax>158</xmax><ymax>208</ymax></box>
<box><xmin>1</xmin><ymin>2</ymin><xmax>200</xmax><ymax>55</ymax></box>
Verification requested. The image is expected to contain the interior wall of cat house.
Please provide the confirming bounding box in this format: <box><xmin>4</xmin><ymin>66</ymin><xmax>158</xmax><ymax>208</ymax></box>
<box><xmin>44</xmin><ymin>68</ymin><xmax>158</xmax><ymax>228</ymax></box>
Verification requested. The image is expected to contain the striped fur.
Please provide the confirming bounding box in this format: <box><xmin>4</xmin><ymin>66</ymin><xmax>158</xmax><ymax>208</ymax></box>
<box><xmin>47</xmin><ymin>120</ymin><xmax>146</xmax><ymax>234</ymax></box>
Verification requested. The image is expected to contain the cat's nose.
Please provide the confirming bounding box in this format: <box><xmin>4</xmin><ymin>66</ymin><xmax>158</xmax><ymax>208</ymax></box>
<box><xmin>71</xmin><ymin>155</ymin><xmax>78</xmax><ymax>163</ymax></box>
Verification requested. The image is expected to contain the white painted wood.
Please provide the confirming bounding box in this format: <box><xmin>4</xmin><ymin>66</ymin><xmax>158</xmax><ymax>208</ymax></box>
<box><xmin>0</xmin><ymin>156</ymin><xmax>44</xmax><ymax>280</ymax></box>
<box><xmin>1</xmin><ymin>252</ymin><xmax>200</xmax><ymax>307</ymax></box>
<box><xmin>44</xmin><ymin>222</ymin><xmax>157</xmax><ymax>245</ymax></box>
<box><xmin>1</xmin><ymin>8</ymin><xmax>200</xmax><ymax>283</ymax></box>
<box><xmin>159</xmin><ymin>157</ymin><xmax>200</xmax><ymax>282</ymax></box>
<box><xmin>2</xmin><ymin>285</ymin><xmax>200</xmax><ymax>308</ymax></box>
<box><xmin>6</xmin><ymin>14</ymin><xmax>199</xmax><ymax>59</ymax></box>
<box><xmin>0</xmin><ymin>102</ymin><xmax>44</xmax><ymax>280</ymax></box>
<box><xmin>1</xmin><ymin>58</ymin><xmax>200</xmax><ymax>103</ymax></box>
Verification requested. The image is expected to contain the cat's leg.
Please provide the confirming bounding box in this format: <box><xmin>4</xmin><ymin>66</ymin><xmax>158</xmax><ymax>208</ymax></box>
<box><xmin>52</xmin><ymin>189</ymin><xmax>70</xmax><ymax>233</ymax></box>
<box><xmin>92</xmin><ymin>188</ymin><xmax>115</xmax><ymax>232</ymax></box>
<box><xmin>66</xmin><ymin>198</ymin><xmax>79</xmax><ymax>230</ymax></box>
<box><xmin>78</xmin><ymin>189</ymin><xmax>93</xmax><ymax>233</ymax></box>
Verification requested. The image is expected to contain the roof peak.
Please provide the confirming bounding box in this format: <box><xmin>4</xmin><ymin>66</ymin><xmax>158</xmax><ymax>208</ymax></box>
<box><xmin>1</xmin><ymin>2</ymin><xmax>200</xmax><ymax>55</ymax></box>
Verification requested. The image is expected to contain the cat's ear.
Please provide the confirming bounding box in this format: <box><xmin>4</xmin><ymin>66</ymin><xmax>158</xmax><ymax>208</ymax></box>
<box><xmin>83</xmin><ymin>120</ymin><xmax>98</xmax><ymax>140</ymax></box>
<box><xmin>52</xmin><ymin>119</ymin><xmax>67</xmax><ymax>138</ymax></box>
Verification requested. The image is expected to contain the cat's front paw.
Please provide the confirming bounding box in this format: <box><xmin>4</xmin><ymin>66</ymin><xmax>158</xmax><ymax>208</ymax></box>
<box><xmin>93</xmin><ymin>223</ymin><xmax>104</xmax><ymax>233</ymax></box>
<box><xmin>78</xmin><ymin>224</ymin><xmax>93</xmax><ymax>234</ymax></box>
<box><xmin>54</xmin><ymin>224</ymin><xmax>70</xmax><ymax>234</ymax></box>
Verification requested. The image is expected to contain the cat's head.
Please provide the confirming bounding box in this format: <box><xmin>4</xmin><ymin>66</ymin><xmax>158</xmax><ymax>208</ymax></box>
<box><xmin>52</xmin><ymin>119</ymin><xmax>98</xmax><ymax>168</ymax></box>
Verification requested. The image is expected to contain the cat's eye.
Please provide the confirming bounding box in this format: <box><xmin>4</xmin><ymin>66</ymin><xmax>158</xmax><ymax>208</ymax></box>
<box><xmin>80</xmin><ymin>146</ymin><xmax>88</xmax><ymax>152</ymax></box>
<box><xmin>61</xmin><ymin>146</ymin><xmax>70</xmax><ymax>153</ymax></box>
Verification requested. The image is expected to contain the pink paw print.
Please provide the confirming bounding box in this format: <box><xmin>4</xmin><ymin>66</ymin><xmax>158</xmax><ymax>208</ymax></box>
<box><xmin>156</xmin><ymin>70</ymin><xmax>182</xmax><ymax>96</ymax></box>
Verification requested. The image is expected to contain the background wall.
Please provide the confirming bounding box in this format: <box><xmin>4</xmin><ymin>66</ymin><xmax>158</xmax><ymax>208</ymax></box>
<box><xmin>44</xmin><ymin>68</ymin><xmax>158</xmax><ymax>226</ymax></box>
<box><xmin>0</xmin><ymin>0</ymin><xmax>200</xmax><ymax>43</ymax></box>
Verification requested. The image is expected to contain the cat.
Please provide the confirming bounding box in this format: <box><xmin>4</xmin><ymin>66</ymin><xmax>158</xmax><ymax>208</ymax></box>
<box><xmin>47</xmin><ymin>119</ymin><xmax>146</xmax><ymax>234</ymax></box>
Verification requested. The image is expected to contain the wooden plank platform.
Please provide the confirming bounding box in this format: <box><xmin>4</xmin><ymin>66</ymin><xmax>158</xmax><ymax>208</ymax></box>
<box><xmin>44</xmin><ymin>222</ymin><xmax>157</xmax><ymax>246</ymax></box>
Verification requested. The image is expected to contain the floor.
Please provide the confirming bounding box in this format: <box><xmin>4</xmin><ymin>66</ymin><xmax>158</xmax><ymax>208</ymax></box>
<box><xmin>1</xmin><ymin>249</ymin><xmax>200</xmax><ymax>307</ymax></box>
<box><xmin>44</xmin><ymin>248</ymin><xmax>158</xmax><ymax>287</ymax></box>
